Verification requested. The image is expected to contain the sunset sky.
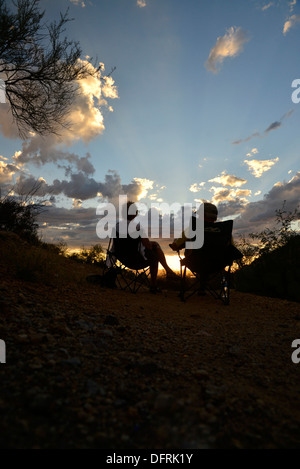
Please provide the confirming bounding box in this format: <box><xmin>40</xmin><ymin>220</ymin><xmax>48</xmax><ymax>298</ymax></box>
<box><xmin>0</xmin><ymin>0</ymin><xmax>299</xmax><ymax>251</ymax></box>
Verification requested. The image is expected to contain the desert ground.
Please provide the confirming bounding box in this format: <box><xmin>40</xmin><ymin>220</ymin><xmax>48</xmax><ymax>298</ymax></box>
<box><xmin>1</xmin><ymin>242</ymin><xmax>300</xmax><ymax>450</ymax></box>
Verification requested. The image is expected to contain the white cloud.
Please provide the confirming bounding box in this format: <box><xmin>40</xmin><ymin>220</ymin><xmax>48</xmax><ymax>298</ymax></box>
<box><xmin>289</xmin><ymin>0</ymin><xmax>297</xmax><ymax>12</ymax></box>
<box><xmin>205</xmin><ymin>26</ymin><xmax>250</xmax><ymax>74</ymax></box>
<box><xmin>244</xmin><ymin>157</ymin><xmax>279</xmax><ymax>178</ymax></box>
<box><xmin>189</xmin><ymin>182</ymin><xmax>205</xmax><ymax>193</ymax></box>
<box><xmin>246</xmin><ymin>148</ymin><xmax>259</xmax><ymax>157</ymax></box>
<box><xmin>7</xmin><ymin>60</ymin><xmax>118</xmax><ymax>175</ymax></box>
<box><xmin>261</xmin><ymin>2</ymin><xmax>274</xmax><ymax>11</ymax></box>
<box><xmin>210</xmin><ymin>186</ymin><xmax>251</xmax><ymax>204</ymax></box>
<box><xmin>283</xmin><ymin>14</ymin><xmax>300</xmax><ymax>35</ymax></box>
<box><xmin>209</xmin><ymin>171</ymin><xmax>247</xmax><ymax>187</ymax></box>
<box><xmin>132</xmin><ymin>178</ymin><xmax>154</xmax><ymax>200</ymax></box>
<box><xmin>137</xmin><ymin>0</ymin><xmax>147</xmax><ymax>7</ymax></box>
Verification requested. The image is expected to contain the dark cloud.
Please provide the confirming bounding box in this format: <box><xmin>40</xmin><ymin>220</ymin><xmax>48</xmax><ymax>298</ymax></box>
<box><xmin>232</xmin><ymin>109</ymin><xmax>294</xmax><ymax>145</ymax></box>
<box><xmin>14</xmin><ymin>169</ymin><xmax>145</xmax><ymax>202</ymax></box>
<box><xmin>264</xmin><ymin>121</ymin><xmax>281</xmax><ymax>133</ymax></box>
<box><xmin>232</xmin><ymin>132</ymin><xmax>260</xmax><ymax>145</ymax></box>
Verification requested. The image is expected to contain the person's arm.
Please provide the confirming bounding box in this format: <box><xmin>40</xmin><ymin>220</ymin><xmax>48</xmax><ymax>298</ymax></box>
<box><xmin>169</xmin><ymin>232</ymin><xmax>187</xmax><ymax>251</ymax></box>
<box><xmin>141</xmin><ymin>236</ymin><xmax>153</xmax><ymax>250</ymax></box>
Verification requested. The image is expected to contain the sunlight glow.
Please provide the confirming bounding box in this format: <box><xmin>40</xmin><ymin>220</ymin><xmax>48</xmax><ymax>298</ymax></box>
<box><xmin>159</xmin><ymin>254</ymin><xmax>181</xmax><ymax>273</ymax></box>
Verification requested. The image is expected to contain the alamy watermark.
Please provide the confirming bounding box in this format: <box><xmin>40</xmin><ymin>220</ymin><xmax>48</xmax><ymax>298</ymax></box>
<box><xmin>0</xmin><ymin>339</ymin><xmax>6</xmax><ymax>363</ymax></box>
<box><xmin>291</xmin><ymin>339</ymin><xmax>300</xmax><ymax>364</ymax></box>
<box><xmin>96</xmin><ymin>195</ymin><xmax>204</xmax><ymax>249</ymax></box>
<box><xmin>291</xmin><ymin>79</ymin><xmax>300</xmax><ymax>103</ymax></box>
<box><xmin>0</xmin><ymin>79</ymin><xmax>6</xmax><ymax>104</ymax></box>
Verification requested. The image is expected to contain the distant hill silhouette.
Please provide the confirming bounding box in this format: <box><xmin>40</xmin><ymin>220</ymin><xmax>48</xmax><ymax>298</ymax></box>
<box><xmin>234</xmin><ymin>235</ymin><xmax>300</xmax><ymax>302</ymax></box>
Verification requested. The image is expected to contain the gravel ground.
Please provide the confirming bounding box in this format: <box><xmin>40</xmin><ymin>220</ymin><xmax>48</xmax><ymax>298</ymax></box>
<box><xmin>1</xmin><ymin>251</ymin><xmax>300</xmax><ymax>449</ymax></box>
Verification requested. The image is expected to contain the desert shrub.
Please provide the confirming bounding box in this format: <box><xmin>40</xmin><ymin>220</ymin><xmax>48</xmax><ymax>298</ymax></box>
<box><xmin>236</xmin><ymin>201</ymin><xmax>300</xmax><ymax>265</ymax></box>
<box><xmin>68</xmin><ymin>244</ymin><xmax>105</xmax><ymax>266</ymax></box>
<box><xmin>0</xmin><ymin>191</ymin><xmax>44</xmax><ymax>244</ymax></box>
<box><xmin>234</xmin><ymin>235</ymin><xmax>300</xmax><ymax>302</ymax></box>
<box><xmin>234</xmin><ymin>202</ymin><xmax>300</xmax><ymax>301</ymax></box>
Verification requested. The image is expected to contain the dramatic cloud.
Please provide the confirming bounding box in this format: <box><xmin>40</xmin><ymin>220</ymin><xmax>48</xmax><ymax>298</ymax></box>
<box><xmin>0</xmin><ymin>160</ymin><xmax>20</xmax><ymax>184</ymax></box>
<box><xmin>244</xmin><ymin>157</ymin><xmax>279</xmax><ymax>178</ymax></box>
<box><xmin>1</xmin><ymin>58</ymin><xmax>111</xmax><ymax>140</ymax></box>
<box><xmin>38</xmin><ymin>206</ymin><xmax>101</xmax><ymax>249</ymax></box>
<box><xmin>283</xmin><ymin>14</ymin><xmax>300</xmax><ymax>34</ymax></box>
<box><xmin>32</xmin><ymin>173</ymin><xmax>300</xmax><ymax>249</ymax></box>
<box><xmin>209</xmin><ymin>171</ymin><xmax>247</xmax><ymax>187</ymax></box>
<box><xmin>222</xmin><ymin>172</ymin><xmax>300</xmax><ymax>235</ymax></box>
<box><xmin>210</xmin><ymin>186</ymin><xmax>251</xmax><ymax>204</ymax></box>
<box><xmin>1</xmin><ymin>60</ymin><xmax>118</xmax><ymax>173</ymax></box>
<box><xmin>205</xmin><ymin>26</ymin><xmax>250</xmax><ymax>74</ymax></box>
<box><xmin>13</xmin><ymin>170</ymin><xmax>154</xmax><ymax>204</ymax></box>
<box><xmin>133</xmin><ymin>178</ymin><xmax>154</xmax><ymax>200</ymax></box>
<box><xmin>14</xmin><ymin>145</ymin><xmax>96</xmax><ymax>176</ymax></box>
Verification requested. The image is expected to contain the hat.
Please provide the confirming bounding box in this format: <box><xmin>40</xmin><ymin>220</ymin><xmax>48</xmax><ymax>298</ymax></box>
<box><xmin>204</xmin><ymin>202</ymin><xmax>218</xmax><ymax>221</ymax></box>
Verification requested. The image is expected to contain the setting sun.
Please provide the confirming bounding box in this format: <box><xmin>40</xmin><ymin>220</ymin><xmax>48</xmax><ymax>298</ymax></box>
<box><xmin>159</xmin><ymin>254</ymin><xmax>181</xmax><ymax>273</ymax></box>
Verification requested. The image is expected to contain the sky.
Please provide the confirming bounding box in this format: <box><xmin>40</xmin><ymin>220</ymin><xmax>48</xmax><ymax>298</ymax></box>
<box><xmin>0</xmin><ymin>0</ymin><xmax>299</xmax><ymax>253</ymax></box>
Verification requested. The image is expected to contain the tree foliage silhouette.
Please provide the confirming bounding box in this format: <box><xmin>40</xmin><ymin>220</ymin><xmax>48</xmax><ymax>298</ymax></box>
<box><xmin>0</xmin><ymin>0</ymin><xmax>99</xmax><ymax>137</ymax></box>
<box><xmin>0</xmin><ymin>183</ymin><xmax>45</xmax><ymax>243</ymax></box>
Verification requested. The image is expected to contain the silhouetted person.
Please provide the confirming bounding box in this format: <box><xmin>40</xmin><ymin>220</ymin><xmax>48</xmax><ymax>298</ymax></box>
<box><xmin>113</xmin><ymin>201</ymin><xmax>178</xmax><ymax>293</ymax></box>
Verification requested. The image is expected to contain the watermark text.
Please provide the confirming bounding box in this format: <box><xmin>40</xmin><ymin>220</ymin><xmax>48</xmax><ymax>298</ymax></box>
<box><xmin>96</xmin><ymin>195</ymin><xmax>204</xmax><ymax>249</ymax></box>
<box><xmin>0</xmin><ymin>79</ymin><xmax>5</xmax><ymax>103</ymax></box>
<box><xmin>0</xmin><ymin>339</ymin><xmax>6</xmax><ymax>363</ymax></box>
<box><xmin>291</xmin><ymin>339</ymin><xmax>300</xmax><ymax>364</ymax></box>
<box><xmin>291</xmin><ymin>79</ymin><xmax>300</xmax><ymax>103</ymax></box>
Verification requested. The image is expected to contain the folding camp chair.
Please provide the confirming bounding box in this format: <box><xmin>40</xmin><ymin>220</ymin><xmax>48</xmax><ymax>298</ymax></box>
<box><xmin>178</xmin><ymin>220</ymin><xmax>242</xmax><ymax>305</ymax></box>
<box><xmin>104</xmin><ymin>235</ymin><xmax>151</xmax><ymax>293</ymax></box>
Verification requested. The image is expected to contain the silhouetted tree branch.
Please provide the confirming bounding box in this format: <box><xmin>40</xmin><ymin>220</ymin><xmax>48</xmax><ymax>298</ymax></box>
<box><xmin>0</xmin><ymin>0</ymin><xmax>100</xmax><ymax>138</ymax></box>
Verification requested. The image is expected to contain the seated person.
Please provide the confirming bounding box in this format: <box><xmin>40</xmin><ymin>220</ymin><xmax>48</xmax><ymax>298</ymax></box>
<box><xmin>169</xmin><ymin>202</ymin><xmax>239</xmax><ymax>295</ymax></box>
<box><xmin>111</xmin><ymin>201</ymin><xmax>178</xmax><ymax>293</ymax></box>
<box><xmin>169</xmin><ymin>202</ymin><xmax>219</xmax><ymax>252</ymax></box>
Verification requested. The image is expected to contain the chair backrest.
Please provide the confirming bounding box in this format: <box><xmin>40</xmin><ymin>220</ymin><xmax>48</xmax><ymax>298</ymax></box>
<box><xmin>111</xmin><ymin>222</ymin><xmax>147</xmax><ymax>270</ymax></box>
<box><xmin>183</xmin><ymin>220</ymin><xmax>235</xmax><ymax>273</ymax></box>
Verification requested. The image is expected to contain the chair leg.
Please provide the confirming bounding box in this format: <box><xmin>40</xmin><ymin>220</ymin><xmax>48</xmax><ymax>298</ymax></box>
<box><xmin>180</xmin><ymin>266</ymin><xmax>186</xmax><ymax>302</ymax></box>
<box><xmin>220</xmin><ymin>267</ymin><xmax>230</xmax><ymax>305</ymax></box>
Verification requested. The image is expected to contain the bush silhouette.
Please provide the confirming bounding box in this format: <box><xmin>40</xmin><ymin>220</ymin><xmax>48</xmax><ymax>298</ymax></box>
<box><xmin>0</xmin><ymin>193</ymin><xmax>43</xmax><ymax>244</ymax></box>
<box><xmin>234</xmin><ymin>235</ymin><xmax>300</xmax><ymax>302</ymax></box>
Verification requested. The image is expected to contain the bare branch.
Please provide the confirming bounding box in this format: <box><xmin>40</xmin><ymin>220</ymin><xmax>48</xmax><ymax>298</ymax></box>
<box><xmin>0</xmin><ymin>0</ymin><xmax>100</xmax><ymax>138</ymax></box>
